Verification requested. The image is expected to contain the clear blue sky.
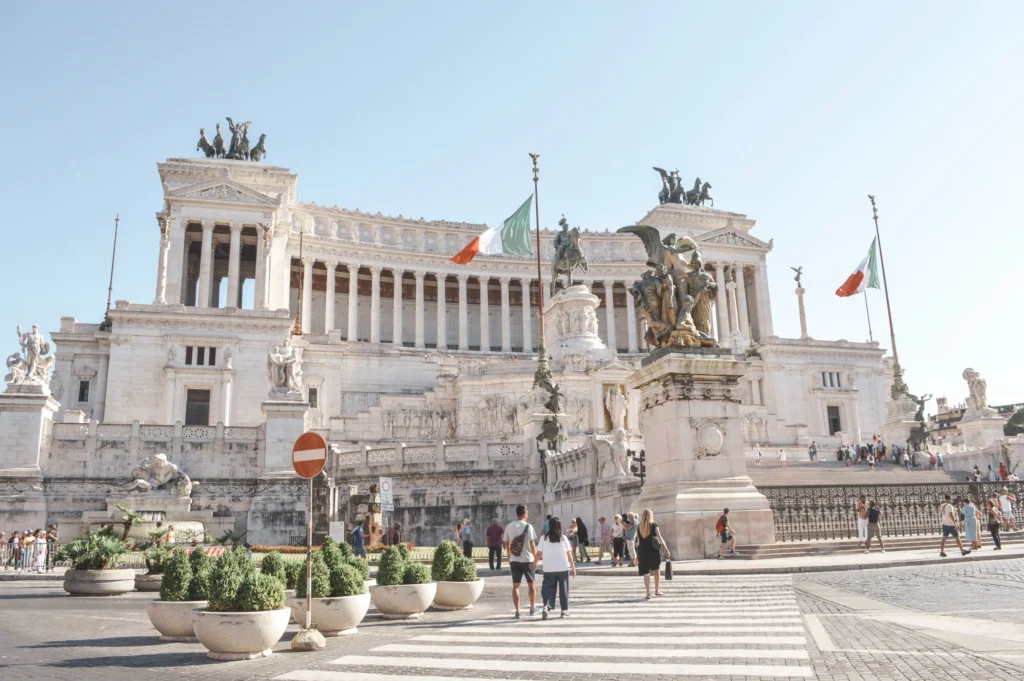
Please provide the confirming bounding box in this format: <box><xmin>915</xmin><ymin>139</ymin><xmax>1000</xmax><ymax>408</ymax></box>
<box><xmin>2</xmin><ymin>3</ymin><xmax>1021</xmax><ymax>411</ymax></box>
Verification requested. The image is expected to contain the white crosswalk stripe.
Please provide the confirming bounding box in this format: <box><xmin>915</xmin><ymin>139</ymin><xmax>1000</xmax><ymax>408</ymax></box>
<box><xmin>275</xmin><ymin>575</ymin><xmax>814</xmax><ymax>680</ymax></box>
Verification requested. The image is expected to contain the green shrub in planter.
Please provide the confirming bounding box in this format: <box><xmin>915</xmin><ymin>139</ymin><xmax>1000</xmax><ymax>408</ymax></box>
<box><xmin>206</xmin><ymin>557</ymin><xmax>247</xmax><ymax>612</ymax></box>
<box><xmin>396</xmin><ymin>542</ymin><xmax>411</xmax><ymax>562</ymax></box>
<box><xmin>320</xmin><ymin>537</ymin><xmax>344</xmax><ymax>571</ymax></box>
<box><xmin>345</xmin><ymin>554</ymin><xmax>369</xmax><ymax>581</ymax></box>
<box><xmin>259</xmin><ymin>551</ymin><xmax>287</xmax><ymax>585</ymax></box>
<box><xmin>451</xmin><ymin>555</ymin><xmax>478</xmax><ymax>582</ymax></box>
<box><xmin>430</xmin><ymin>540</ymin><xmax>459</xmax><ymax>581</ymax></box>
<box><xmin>329</xmin><ymin>563</ymin><xmax>365</xmax><ymax>597</ymax></box>
<box><xmin>159</xmin><ymin>549</ymin><xmax>192</xmax><ymax>601</ymax></box>
<box><xmin>220</xmin><ymin>546</ymin><xmax>256</xmax><ymax>575</ymax></box>
<box><xmin>376</xmin><ymin>546</ymin><xmax>406</xmax><ymax>586</ymax></box>
<box><xmin>187</xmin><ymin>548</ymin><xmax>212</xmax><ymax>601</ymax></box>
<box><xmin>284</xmin><ymin>560</ymin><xmax>304</xmax><ymax>590</ymax></box>
<box><xmin>294</xmin><ymin>553</ymin><xmax>331</xmax><ymax>599</ymax></box>
<box><xmin>402</xmin><ymin>562</ymin><xmax>431</xmax><ymax>585</ymax></box>
<box><xmin>236</xmin><ymin>572</ymin><xmax>285</xmax><ymax>612</ymax></box>
<box><xmin>144</xmin><ymin>548</ymin><xmax>173</xmax><ymax>575</ymax></box>
<box><xmin>338</xmin><ymin>541</ymin><xmax>353</xmax><ymax>559</ymax></box>
<box><xmin>55</xmin><ymin>532</ymin><xmax>128</xmax><ymax>571</ymax></box>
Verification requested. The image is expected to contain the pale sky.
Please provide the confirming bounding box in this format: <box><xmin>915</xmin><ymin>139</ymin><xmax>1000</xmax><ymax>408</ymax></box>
<box><xmin>1</xmin><ymin>3</ymin><xmax>1021</xmax><ymax>412</ymax></box>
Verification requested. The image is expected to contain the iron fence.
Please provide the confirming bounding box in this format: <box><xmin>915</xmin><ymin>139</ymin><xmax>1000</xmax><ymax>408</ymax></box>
<box><xmin>761</xmin><ymin>480</ymin><xmax>1024</xmax><ymax>542</ymax></box>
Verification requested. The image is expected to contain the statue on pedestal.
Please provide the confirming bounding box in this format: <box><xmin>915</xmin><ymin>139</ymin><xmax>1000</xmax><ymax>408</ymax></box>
<box><xmin>5</xmin><ymin>322</ymin><xmax>54</xmax><ymax>387</ymax></box>
<box><xmin>119</xmin><ymin>453</ymin><xmax>195</xmax><ymax>498</ymax></box>
<box><xmin>653</xmin><ymin>168</ymin><xmax>713</xmax><ymax>207</ymax></box>
<box><xmin>963</xmin><ymin>368</ymin><xmax>991</xmax><ymax>414</ymax></box>
<box><xmin>550</xmin><ymin>215</ymin><xmax>589</xmax><ymax>296</ymax></box>
<box><xmin>267</xmin><ymin>340</ymin><xmax>303</xmax><ymax>397</ymax></box>
<box><xmin>605</xmin><ymin>385</ymin><xmax>626</xmax><ymax>431</ymax></box>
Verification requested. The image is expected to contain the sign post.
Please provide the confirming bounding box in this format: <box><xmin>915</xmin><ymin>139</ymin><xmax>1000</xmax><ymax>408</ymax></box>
<box><xmin>379</xmin><ymin>476</ymin><xmax>394</xmax><ymax>543</ymax></box>
<box><xmin>291</xmin><ymin>431</ymin><xmax>328</xmax><ymax>652</ymax></box>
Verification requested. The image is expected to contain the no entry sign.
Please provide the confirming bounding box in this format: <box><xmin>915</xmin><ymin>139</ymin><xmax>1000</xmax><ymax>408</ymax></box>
<box><xmin>292</xmin><ymin>432</ymin><xmax>328</xmax><ymax>479</ymax></box>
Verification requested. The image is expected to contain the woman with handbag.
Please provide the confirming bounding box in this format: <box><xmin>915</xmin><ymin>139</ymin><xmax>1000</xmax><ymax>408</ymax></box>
<box><xmin>636</xmin><ymin>508</ymin><xmax>669</xmax><ymax>600</ymax></box>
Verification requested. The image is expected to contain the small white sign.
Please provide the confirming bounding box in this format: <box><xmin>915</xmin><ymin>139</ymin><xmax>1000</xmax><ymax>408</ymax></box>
<box><xmin>329</xmin><ymin>521</ymin><xmax>346</xmax><ymax>543</ymax></box>
<box><xmin>379</xmin><ymin>476</ymin><xmax>394</xmax><ymax>509</ymax></box>
<box><xmin>381</xmin><ymin>503</ymin><xmax>395</xmax><ymax>512</ymax></box>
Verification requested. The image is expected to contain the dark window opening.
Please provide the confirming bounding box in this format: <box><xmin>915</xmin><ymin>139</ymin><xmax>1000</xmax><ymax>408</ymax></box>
<box><xmin>77</xmin><ymin>380</ymin><xmax>90</xmax><ymax>403</ymax></box>
<box><xmin>827</xmin><ymin>405</ymin><xmax>842</xmax><ymax>436</ymax></box>
<box><xmin>185</xmin><ymin>346</ymin><xmax>194</xmax><ymax>365</ymax></box>
<box><xmin>196</xmin><ymin>347</ymin><xmax>206</xmax><ymax>366</ymax></box>
<box><xmin>185</xmin><ymin>389</ymin><xmax>211</xmax><ymax>426</ymax></box>
<box><xmin>308</xmin><ymin>387</ymin><xmax>319</xmax><ymax>409</ymax></box>
<box><xmin>208</xmin><ymin>347</ymin><xmax>216</xmax><ymax>366</ymax></box>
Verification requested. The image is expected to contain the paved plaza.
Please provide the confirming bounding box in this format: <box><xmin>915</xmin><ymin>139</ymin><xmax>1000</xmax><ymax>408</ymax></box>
<box><xmin>3</xmin><ymin>560</ymin><xmax>1024</xmax><ymax>680</ymax></box>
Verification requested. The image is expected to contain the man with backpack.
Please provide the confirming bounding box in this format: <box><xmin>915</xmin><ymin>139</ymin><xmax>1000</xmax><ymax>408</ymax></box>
<box><xmin>503</xmin><ymin>504</ymin><xmax>538</xmax><ymax>619</ymax></box>
<box><xmin>716</xmin><ymin>509</ymin><xmax>738</xmax><ymax>559</ymax></box>
<box><xmin>939</xmin><ymin>494</ymin><xmax>970</xmax><ymax>558</ymax></box>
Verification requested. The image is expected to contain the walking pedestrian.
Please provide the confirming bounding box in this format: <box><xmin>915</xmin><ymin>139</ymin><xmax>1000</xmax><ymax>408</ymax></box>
<box><xmin>455</xmin><ymin>521</ymin><xmax>464</xmax><ymax>543</ymax></box>
<box><xmin>998</xmin><ymin>487</ymin><xmax>1017</xmax><ymax>531</ymax></box>
<box><xmin>595</xmin><ymin>517</ymin><xmax>612</xmax><ymax>565</ymax></box>
<box><xmin>937</xmin><ymin>453</ymin><xmax>944</xmax><ymax>470</ymax></box>
<box><xmin>533</xmin><ymin>517</ymin><xmax>575</xmax><ymax>619</ymax></box>
<box><xmin>460</xmin><ymin>519</ymin><xmax>474</xmax><ymax>558</ymax></box>
<box><xmin>778</xmin><ymin>448</ymin><xmax>787</xmax><ymax>468</ymax></box>
<box><xmin>5</xmin><ymin>531</ymin><xmax>20</xmax><ymax>570</ymax></box>
<box><xmin>939</xmin><ymin>494</ymin><xmax>971</xmax><ymax>557</ymax></box>
<box><xmin>754</xmin><ymin>444</ymin><xmax>762</xmax><ymax>465</ymax></box>
<box><xmin>636</xmin><ymin>509</ymin><xmax>670</xmax><ymax>600</ymax></box>
<box><xmin>566</xmin><ymin>519</ymin><xmax>579</xmax><ymax>558</ymax></box>
<box><xmin>503</xmin><ymin>504</ymin><xmax>538</xmax><ymax>619</ymax></box>
<box><xmin>903</xmin><ymin>450</ymin><xmax>911</xmax><ymax>470</ymax></box>
<box><xmin>863</xmin><ymin>501</ymin><xmax>885</xmax><ymax>553</ymax></box>
<box><xmin>868</xmin><ymin>452</ymin><xmax>876</xmax><ymax>472</ymax></box>
<box><xmin>165</xmin><ymin>524</ymin><xmax>176</xmax><ymax>546</ymax></box>
<box><xmin>611</xmin><ymin>514</ymin><xmax>625</xmax><ymax>567</ymax></box>
<box><xmin>20</xmin><ymin>531</ymin><xmax>36</xmax><ymax>574</ymax></box>
<box><xmin>963</xmin><ymin>497</ymin><xmax>982</xmax><ymax>550</ymax></box>
<box><xmin>541</xmin><ymin>514</ymin><xmax>551</xmax><ymax>535</ymax></box>
<box><xmin>856</xmin><ymin>495</ymin><xmax>869</xmax><ymax>546</ymax></box>
<box><xmin>972</xmin><ymin>466</ymin><xmax>982</xmax><ymax>482</ymax></box>
<box><xmin>31</xmin><ymin>530</ymin><xmax>46</xmax><ymax>573</ymax></box>
<box><xmin>486</xmin><ymin>518</ymin><xmax>505</xmax><ymax>570</ymax></box>
<box><xmin>986</xmin><ymin>500</ymin><xmax>1003</xmax><ymax>550</ymax></box>
<box><xmin>1000</xmin><ymin>463</ymin><xmax>1008</xmax><ymax>481</ymax></box>
<box><xmin>575</xmin><ymin>517</ymin><xmax>591</xmax><ymax>563</ymax></box>
<box><xmin>351</xmin><ymin>522</ymin><xmax>367</xmax><ymax>558</ymax></box>
<box><xmin>716</xmin><ymin>508</ymin><xmax>738</xmax><ymax>559</ymax></box>
<box><xmin>386</xmin><ymin>522</ymin><xmax>402</xmax><ymax>546</ymax></box>
<box><xmin>987</xmin><ymin>466</ymin><xmax>999</xmax><ymax>483</ymax></box>
<box><xmin>623</xmin><ymin>513</ymin><xmax>639</xmax><ymax>567</ymax></box>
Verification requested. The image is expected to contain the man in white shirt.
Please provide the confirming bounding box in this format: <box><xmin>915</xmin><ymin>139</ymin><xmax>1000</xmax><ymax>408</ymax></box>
<box><xmin>502</xmin><ymin>504</ymin><xmax>538</xmax><ymax>619</ymax></box>
<box><xmin>999</xmin><ymin>487</ymin><xmax>1017</xmax><ymax>531</ymax></box>
<box><xmin>939</xmin><ymin>494</ymin><xmax>970</xmax><ymax>558</ymax></box>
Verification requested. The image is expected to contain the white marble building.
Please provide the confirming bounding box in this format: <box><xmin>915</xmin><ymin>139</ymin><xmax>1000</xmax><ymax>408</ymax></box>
<box><xmin>1</xmin><ymin>156</ymin><xmax>893</xmax><ymax>544</ymax></box>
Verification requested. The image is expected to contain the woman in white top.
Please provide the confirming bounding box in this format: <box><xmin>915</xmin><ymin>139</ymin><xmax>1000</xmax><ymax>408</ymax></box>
<box><xmin>533</xmin><ymin>517</ymin><xmax>576</xmax><ymax>619</ymax></box>
<box><xmin>778</xmin><ymin>449</ymin><xmax>787</xmax><ymax>468</ymax></box>
<box><xmin>611</xmin><ymin>515</ymin><xmax>626</xmax><ymax>567</ymax></box>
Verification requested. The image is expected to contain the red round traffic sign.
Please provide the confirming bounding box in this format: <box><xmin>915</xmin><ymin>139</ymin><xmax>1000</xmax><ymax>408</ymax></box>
<box><xmin>292</xmin><ymin>431</ymin><xmax>328</xmax><ymax>479</ymax></box>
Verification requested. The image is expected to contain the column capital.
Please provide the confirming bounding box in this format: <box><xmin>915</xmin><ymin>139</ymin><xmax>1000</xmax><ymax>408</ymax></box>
<box><xmin>602</xmin><ymin>279</ymin><xmax>617</xmax><ymax>288</ymax></box>
<box><xmin>229</xmin><ymin>221</ymin><xmax>244</xmax><ymax>234</ymax></box>
<box><xmin>300</xmin><ymin>256</ymin><xmax>313</xmax><ymax>266</ymax></box>
<box><xmin>392</xmin><ymin>267</ymin><xmax>405</xmax><ymax>278</ymax></box>
<box><xmin>201</xmin><ymin>219</ymin><xmax>215</xmax><ymax>231</ymax></box>
<box><xmin>326</xmin><ymin>260</ymin><xmax>338</xmax><ymax>272</ymax></box>
<box><xmin>499</xmin><ymin>276</ymin><xmax>512</xmax><ymax>285</ymax></box>
<box><xmin>457</xmin><ymin>273</ymin><xmax>470</xmax><ymax>284</ymax></box>
<box><xmin>413</xmin><ymin>269</ymin><xmax>426</xmax><ymax>281</ymax></box>
<box><xmin>369</xmin><ymin>264</ymin><xmax>383</xmax><ymax>276</ymax></box>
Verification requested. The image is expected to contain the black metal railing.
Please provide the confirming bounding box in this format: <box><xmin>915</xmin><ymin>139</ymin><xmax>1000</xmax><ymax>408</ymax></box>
<box><xmin>761</xmin><ymin>480</ymin><xmax>1024</xmax><ymax>542</ymax></box>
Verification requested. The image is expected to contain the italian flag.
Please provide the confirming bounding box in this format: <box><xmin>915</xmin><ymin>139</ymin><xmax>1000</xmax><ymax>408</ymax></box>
<box><xmin>835</xmin><ymin>236</ymin><xmax>881</xmax><ymax>297</ymax></box>
<box><xmin>451</xmin><ymin>196</ymin><xmax>533</xmax><ymax>264</ymax></box>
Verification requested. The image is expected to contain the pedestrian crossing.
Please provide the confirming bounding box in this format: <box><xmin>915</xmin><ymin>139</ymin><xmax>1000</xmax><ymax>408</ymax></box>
<box><xmin>275</xmin><ymin>575</ymin><xmax>815</xmax><ymax>680</ymax></box>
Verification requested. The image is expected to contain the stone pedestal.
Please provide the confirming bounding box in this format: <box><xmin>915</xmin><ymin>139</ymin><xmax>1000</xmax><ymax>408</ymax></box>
<box><xmin>261</xmin><ymin>396</ymin><xmax>310</xmax><ymax>474</ymax></box>
<box><xmin>81</xmin><ymin>493</ymin><xmax>213</xmax><ymax>539</ymax></box>
<box><xmin>881</xmin><ymin>394</ymin><xmax>918</xmax><ymax>449</ymax></box>
<box><xmin>543</xmin><ymin>284</ymin><xmax>614</xmax><ymax>363</ymax></box>
<box><xmin>960</xmin><ymin>410</ymin><xmax>1005</xmax><ymax>449</ymax></box>
<box><xmin>628</xmin><ymin>347</ymin><xmax>774</xmax><ymax>559</ymax></box>
<box><xmin>0</xmin><ymin>384</ymin><xmax>59</xmax><ymax>474</ymax></box>
<box><xmin>247</xmin><ymin>473</ymin><xmax>307</xmax><ymax>546</ymax></box>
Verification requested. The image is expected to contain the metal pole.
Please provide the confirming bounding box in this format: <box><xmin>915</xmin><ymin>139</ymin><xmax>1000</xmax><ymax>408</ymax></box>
<box><xmin>863</xmin><ymin>291</ymin><xmax>874</xmax><ymax>343</ymax></box>
<box><xmin>529</xmin><ymin>153</ymin><xmax>544</xmax><ymax>341</ymax></box>
<box><xmin>868</xmin><ymin>196</ymin><xmax>899</xmax><ymax>371</ymax></box>
<box><xmin>305</xmin><ymin>476</ymin><xmax>312</xmax><ymax>630</ymax></box>
<box><xmin>100</xmin><ymin>215</ymin><xmax>120</xmax><ymax>330</ymax></box>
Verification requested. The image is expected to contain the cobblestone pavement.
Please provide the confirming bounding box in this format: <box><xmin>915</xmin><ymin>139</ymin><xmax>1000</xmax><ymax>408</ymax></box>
<box><xmin>3</xmin><ymin>562</ymin><xmax>1024</xmax><ymax>680</ymax></box>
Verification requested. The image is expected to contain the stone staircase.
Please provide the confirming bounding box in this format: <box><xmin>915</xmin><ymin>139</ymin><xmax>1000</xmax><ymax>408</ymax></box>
<box><xmin>733</xmin><ymin>530</ymin><xmax>1024</xmax><ymax>559</ymax></box>
<box><xmin>748</xmin><ymin>459</ymin><xmax>964</xmax><ymax>487</ymax></box>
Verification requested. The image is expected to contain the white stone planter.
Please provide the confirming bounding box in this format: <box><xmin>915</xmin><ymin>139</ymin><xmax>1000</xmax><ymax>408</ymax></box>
<box><xmin>146</xmin><ymin>600</ymin><xmax>207</xmax><ymax>641</ymax></box>
<box><xmin>369</xmin><ymin>582</ymin><xmax>437</xmax><ymax>619</ymax></box>
<box><xmin>433</xmin><ymin>579</ymin><xmax>485</xmax><ymax>610</ymax></box>
<box><xmin>135</xmin><ymin>573</ymin><xmax>163</xmax><ymax>592</ymax></box>
<box><xmin>287</xmin><ymin>592</ymin><xmax>371</xmax><ymax>636</ymax></box>
<box><xmin>364</xmin><ymin>578</ymin><xmax>376</xmax><ymax>589</ymax></box>
<box><xmin>191</xmin><ymin>608</ymin><xmax>291</xmax><ymax>661</ymax></box>
<box><xmin>62</xmin><ymin>569</ymin><xmax>137</xmax><ymax>596</ymax></box>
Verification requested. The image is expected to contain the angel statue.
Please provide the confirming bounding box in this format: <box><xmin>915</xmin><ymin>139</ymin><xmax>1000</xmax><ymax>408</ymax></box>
<box><xmin>791</xmin><ymin>266</ymin><xmax>803</xmax><ymax>286</ymax></box>
<box><xmin>225</xmin><ymin>117</ymin><xmax>252</xmax><ymax>160</ymax></box>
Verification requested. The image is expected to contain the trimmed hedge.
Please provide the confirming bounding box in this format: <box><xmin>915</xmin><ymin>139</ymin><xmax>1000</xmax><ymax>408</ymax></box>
<box><xmin>159</xmin><ymin>549</ymin><xmax>191</xmax><ymax>602</ymax></box>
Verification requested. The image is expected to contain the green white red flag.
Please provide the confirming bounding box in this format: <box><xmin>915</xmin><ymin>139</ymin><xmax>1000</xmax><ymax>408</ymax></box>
<box><xmin>835</xmin><ymin>237</ymin><xmax>881</xmax><ymax>297</ymax></box>
<box><xmin>451</xmin><ymin>196</ymin><xmax>533</xmax><ymax>264</ymax></box>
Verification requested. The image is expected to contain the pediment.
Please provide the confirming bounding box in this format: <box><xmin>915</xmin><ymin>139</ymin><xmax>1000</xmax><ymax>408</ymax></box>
<box><xmin>696</xmin><ymin>227</ymin><xmax>772</xmax><ymax>251</ymax></box>
<box><xmin>168</xmin><ymin>179</ymin><xmax>279</xmax><ymax>206</ymax></box>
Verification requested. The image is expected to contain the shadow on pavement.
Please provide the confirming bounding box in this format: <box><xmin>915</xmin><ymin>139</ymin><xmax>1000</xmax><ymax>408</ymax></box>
<box><xmin>24</xmin><ymin>636</ymin><xmax>157</xmax><ymax>649</ymax></box>
<box><xmin>45</xmin><ymin>652</ymin><xmax>216</xmax><ymax>668</ymax></box>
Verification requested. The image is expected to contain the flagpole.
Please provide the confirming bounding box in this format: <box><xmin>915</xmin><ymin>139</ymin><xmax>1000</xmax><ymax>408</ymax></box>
<box><xmin>99</xmin><ymin>214</ymin><xmax>120</xmax><ymax>331</ymax></box>
<box><xmin>863</xmin><ymin>291</ymin><xmax>874</xmax><ymax>343</ymax></box>
<box><xmin>530</xmin><ymin>153</ymin><xmax>544</xmax><ymax>343</ymax></box>
<box><xmin>868</xmin><ymin>195</ymin><xmax>905</xmax><ymax>394</ymax></box>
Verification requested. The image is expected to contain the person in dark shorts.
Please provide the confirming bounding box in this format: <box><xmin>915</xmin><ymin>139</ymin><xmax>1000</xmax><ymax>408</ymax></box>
<box><xmin>939</xmin><ymin>494</ymin><xmax>970</xmax><ymax>557</ymax></box>
<box><xmin>863</xmin><ymin>501</ymin><xmax>885</xmax><ymax>553</ymax></box>
<box><xmin>502</xmin><ymin>504</ymin><xmax>538</xmax><ymax>619</ymax></box>
<box><xmin>716</xmin><ymin>508</ymin><xmax>738</xmax><ymax>559</ymax></box>
<box><xmin>636</xmin><ymin>508</ymin><xmax>670</xmax><ymax>599</ymax></box>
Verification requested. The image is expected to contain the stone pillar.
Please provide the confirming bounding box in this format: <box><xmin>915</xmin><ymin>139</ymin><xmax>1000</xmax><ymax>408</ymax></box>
<box><xmin>165</xmin><ymin>217</ymin><xmax>186</xmax><ymax>305</ymax></box>
<box><xmin>197</xmin><ymin>220</ymin><xmax>215</xmax><ymax>308</ymax></box>
<box><xmin>479</xmin><ymin>277</ymin><xmax>490</xmax><ymax>351</ymax></box>
<box><xmin>392</xmin><ymin>269</ymin><xmax>404</xmax><ymax>346</ymax></box>
<box><xmin>603</xmin><ymin>280</ymin><xmax>618</xmax><ymax>352</ymax></box>
<box><xmin>736</xmin><ymin>264</ymin><xmax>750</xmax><ymax>341</ymax></box>
<box><xmin>436</xmin><ymin>274</ymin><xmax>447</xmax><ymax>350</ymax></box>
<box><xmin>370</xmin><ymin>265</ymin><xmax>382</xmax><ymax>343</ymax></box>
<box><xmin>226</xmin><ymin>222</ymin><xmax>243</xmax><ymax>308</ymax></box>
<box><xmin>754</xmin><ymin>261</ymin><xmax>774</xmax><ymax>340</ymax></box>
<box><xmin>499</xmin><ymin>277</ymin><xmax>512</xmax><ymax>352</ymax></box>
<box><xmin>625</xmin><ymin>286</ymin><xmax>638</xmax><ymax>353</ymax></box>
<box><xmin>324</xmin><ymin>261</ymin><xmax>337</xmax><ymax>332</ymax></box>
<box><xmin>301</xmin><ymin>257</ymin><xmax>313</xmax><ymax>334</ymax></box>
<box><xmin>714</xmin><ymin>262</ymin><xmax>729</xmax><ymax>345</ymax></box>
<box><xmin>347</xmin><ymin>263</ymin><xmax>359</xmax><ymax>341</ymax></box>
<box><xmin>221</xmin><ymin>371</ymin><xmax>233</xmax><ymax>426</ymax></box>
<box><xmin>728</xmin><ymin>277</ymin><xmax>740</xmax><ymax>335</ymax></box>
<box><xmin>414</xmin><ymin>270</ymin><xmax>425</xmax><ymax>349</ymax></box>
<box><xmin>255</xmin><ymin>225</ymin><xmax>267</xmax><ymax>309</ymax></box>
<box><xmin>154</xmin><ymin>218</ymin><xmax>170</xmax><ymax>304</ymax></box>
<box><xmin>0</xmin><ymin>387</ymin><xmax>60</xmax><ymax>474</ymax></box>
<box><xmin>520</xmin><ymin>278</ymin><xmax>533</xmax><ymax>353</ymax></box>
<box><xmin>796</xmin><ymin>284</ymin><xmax>809</xmax><ymax>339</ymax></box>
<box><xmin>261</xmin><ymin>398</ymin><xmax>310</xmax><ymax>474</ymax></box>
<box><xmin>457</xmin><ymin>273</ymin><xmax>469</xmax><ymax>350</ymax></box>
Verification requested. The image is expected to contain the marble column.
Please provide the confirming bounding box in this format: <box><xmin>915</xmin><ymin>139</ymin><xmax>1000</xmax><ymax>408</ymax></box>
<box><xmin>499</xmin><ymin>276</ymin><xmax>511</xmax><ymax>352</ymax></box>
<box><xmin>370</xmin><ymin>265</ymin><xmax>382</xmax><ymax>343</ymax></box>
<box><xmin>728</xmin><ymin>279</ymin><xmax>740</xmax><ymax>336</ymax></box>
<box><xmin>226</xmin><ymin>222</ymin><xmax>243</xmax><ymax>308</ymax></box>
<box><xmin>197</xmin><ymin>220</ymin><xmax>215</xmax><ymax>308</ymax></box>
<box><xmin>457</xmin><ymin>273</ymin><xmax>469</xmax><ymax>350</ymax></box>
<box><xmin>221</xmin><ymin>371</ymin><xmax>233</xmax><ymax>426</ymax></box>
<box><xmin>603</xmin><ymin>280</ymin><xmax>618</xmax><ymax>351</ymax></box>
<box><xmin>165</xmin><ymin>217</ymin><xmax>185</xmax><ymax>305</ymax></box>
<box><xmin>796</xmin><ymin>284</ymin><xmax>809</xmax><ymax>339</ymax></box>
<box><xmin>414</xmin><ymin>271</ymin><xmax>426</xmax><ymax>349</ymax></box>
<box><xmin>301</xmin><ymin>257</ymin><xmax>313</xmax><ymax>334</ymax></box>
<box><xmin>625</xmin><ymin>287</ymin><xmax>638</xmax><ymax>353</ymax></box>
<box><xmin>520</xmin><ymin>278</ymin><xmax>533</xmax><ymax>353</ymax></box>
<box><xmin>436</xmin><ymin>274</ymin><xmax>448</xmax><ymax>350</ymax></box>
<box><xmin>479</xmin><ymin>277</ymin><xmax>490</xmax><ymax>351</ymax></box>
<box><xmin>254</xmin><ymin>225</ymin><xmax>266</xmax><ymax>309</ymax></box>
<box><xmin>324</xmin><ymin>261</ymin><xmax>337</xmax><ymax>332</ymax></box>
<box><xmin>714</xmin><ymin>262</ymin><xmax>729</xmax><ymax>344</ymax></box>
<box><xmin>735</xmin><ymin>263</ymin><xmax>750</xmax><ymax>341</ymax></box>
<box><xmin>754</xmin><ymin>261</ymin><xmax>774</xmax><ymax>340</ymax></box>
<box><xmin>347</xmin><ymin>264</ymin><xmax>359</xmax><ymax>341</ymax></box>
<box><xmin>392</xmin><ymin>269</ymin><xmax>404</xmax><ymax>346</ymax></box>
<box><xmin>154</xmin><ymin>219</ymin><xmax>170</xmax><ymax>304</ymax></box>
